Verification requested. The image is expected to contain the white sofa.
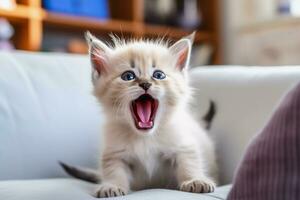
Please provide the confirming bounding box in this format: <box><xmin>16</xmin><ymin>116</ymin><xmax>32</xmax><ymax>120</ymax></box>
<box><xmin>0</xmin><ymin>51</ymin><xmax>300</xmax><ymax>200</ymax></box>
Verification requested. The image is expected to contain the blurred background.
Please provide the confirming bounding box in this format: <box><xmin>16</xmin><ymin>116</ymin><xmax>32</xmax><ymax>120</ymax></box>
<box><xmin>0</xmin><ymin>0</ymin><xmax>300</xmax><ymax>66</ymax></box>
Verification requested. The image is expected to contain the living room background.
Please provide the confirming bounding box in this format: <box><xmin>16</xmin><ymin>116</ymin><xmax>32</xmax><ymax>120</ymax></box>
<box><xmin>1</xmin><ymin>0</ymin><xmax>300</xmax><ymax>66</ymax></box>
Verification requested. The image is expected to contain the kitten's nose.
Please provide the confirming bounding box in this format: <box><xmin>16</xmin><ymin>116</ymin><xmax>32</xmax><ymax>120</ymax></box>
<box><xmin>139</xmin><ymin>82</ymin><xmax>152</xmax><ymax>91</ymax></box>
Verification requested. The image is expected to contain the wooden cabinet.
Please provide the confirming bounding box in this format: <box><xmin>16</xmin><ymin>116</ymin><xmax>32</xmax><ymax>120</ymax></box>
<box><xmin>0</xmin><ymin>0</ymin><xmax>222</xmax><ymax>64</ymax></box>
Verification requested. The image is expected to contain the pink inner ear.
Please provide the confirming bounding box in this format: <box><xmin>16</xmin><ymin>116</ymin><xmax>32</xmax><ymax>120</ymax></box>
<box><xmin>177</xmin><ymin>48</ymin><xmax>189</xmax><ymax>70</ymax></box>
<box><xmin>91</xmin><ymin>48</ymin><xmax>107</xmax><ymax>74</ymax></box>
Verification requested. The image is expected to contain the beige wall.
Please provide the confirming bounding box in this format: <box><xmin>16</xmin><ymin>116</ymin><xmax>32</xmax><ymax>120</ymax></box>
<box><xmin>222</xmin><ymin>0</ymin><xmax>277</xmax><ymax>64</ymax></box>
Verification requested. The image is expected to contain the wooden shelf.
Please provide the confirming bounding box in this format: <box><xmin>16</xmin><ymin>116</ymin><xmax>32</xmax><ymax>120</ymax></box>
<box><xmin>42</xmin><ymin>12</ymin><xmax>212</xmax><ymax>43</ymax></box>
<box><xmin>0</xmin><ymin>0</ymin><xmax>222</xmax><ymax>64</ymax></box>
<box><xmin>0</xmin><ymin>5</ymin><xmax>30</xmax><ymax>22</ymax></box>
<box><xmin>0</xmin><ymin>5</ymin><xmax>42</xmax><ymax>51</ymax></box>
<box><xmin>0</xmin><ymin>5</ymin><xmax>42</xmax><ymax>21</ymax></box>
<box><xmin>43</xmin><ymin>12</ymin><xmax>137</xmax><ymax>33</ymax></box>
<box><xmin>143</xmin><ymin>24</ymin><xmax>212</xmax><ymax>43</ymax></box>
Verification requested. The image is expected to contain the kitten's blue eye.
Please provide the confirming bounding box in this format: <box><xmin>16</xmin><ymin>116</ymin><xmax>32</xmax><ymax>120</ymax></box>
<box><xmin>121</xmin><ymin>71</ymin><xmax>136</xmax><ymax>81</ymax></box>
<box><xmin>153</xmin><ymin>70</ymin><xmax>166</xmax><ymax>80</ymax></box>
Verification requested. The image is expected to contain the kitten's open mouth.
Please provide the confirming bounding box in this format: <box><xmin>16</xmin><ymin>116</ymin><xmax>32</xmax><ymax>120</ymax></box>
<box><xmin>131</xmin><ymin>94</ymin><xmax>159</xmax><ymax>130</ymax></box>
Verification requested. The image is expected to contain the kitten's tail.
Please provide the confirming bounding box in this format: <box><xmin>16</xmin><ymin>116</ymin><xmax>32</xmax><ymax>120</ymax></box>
<box><xmin>59</xmin><ymin>161</ymin><xmax>101</xmax><ymax>183</ymax></box>
<box><xmin>203</xmin><ymin>100</ymin><xmax>216</xmax><ymax>130</ymax></box>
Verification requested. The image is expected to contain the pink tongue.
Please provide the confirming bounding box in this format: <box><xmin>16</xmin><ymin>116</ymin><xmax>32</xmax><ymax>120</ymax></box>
<box><xmin>136</xmin><ymin>100</ymin><xmax>152</xmax><ymax>123</ymax></box>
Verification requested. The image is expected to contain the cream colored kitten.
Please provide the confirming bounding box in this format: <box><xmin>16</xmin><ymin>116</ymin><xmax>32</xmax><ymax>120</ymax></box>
<box><xmin>62</xmin><ymin>32</ymin><xmax>217</xmax><ymax>198</ymax></box>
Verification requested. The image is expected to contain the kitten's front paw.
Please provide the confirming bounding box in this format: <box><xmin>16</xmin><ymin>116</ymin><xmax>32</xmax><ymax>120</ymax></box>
<box><xmin>180</xmin><ymin>179</ymin><xmax>216</xmax><ymax>193</ymax></box>
<box><xmin>95</xmin><ymin>183</ymin><xmax>127</xmax><ymax>198</ymax></box>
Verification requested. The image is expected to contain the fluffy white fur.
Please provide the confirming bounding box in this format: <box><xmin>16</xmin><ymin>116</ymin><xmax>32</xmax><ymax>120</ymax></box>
<box><xmin>86</xmin><ymin>32</ymin><xmax>217</xmax><ymax>198</ymax></box>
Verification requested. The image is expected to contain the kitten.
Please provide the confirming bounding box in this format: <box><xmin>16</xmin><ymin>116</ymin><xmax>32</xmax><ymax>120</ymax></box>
<box><xmin>61</xmin><ymin>32</ymin><xmax>217</xmax><ymax>198</ymax></box>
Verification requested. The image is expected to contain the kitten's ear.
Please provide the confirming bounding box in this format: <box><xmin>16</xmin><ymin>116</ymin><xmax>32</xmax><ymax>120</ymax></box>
<box><xmin>169</xmin><ymin>32</ymin><xmax>195</xmax><ymax>71</ymax></box>
<box><xmin>85</xmin><ymin>31</ymin><xmax>112</xmax><ymax>77</ymax></box>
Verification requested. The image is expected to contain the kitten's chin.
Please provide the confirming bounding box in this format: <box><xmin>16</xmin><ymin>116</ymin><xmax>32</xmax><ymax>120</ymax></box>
<box><xmin>130</xmin><ymin>94</ymin><xmax>159</xmax><ymax>133</ymax></box>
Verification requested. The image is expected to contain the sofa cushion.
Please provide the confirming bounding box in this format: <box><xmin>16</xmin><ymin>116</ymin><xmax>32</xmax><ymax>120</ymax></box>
<box><xmin>227</xmin><ymin>82</ymin><xmax>300</xmax><ymax>199</ymax></box>
<box><xmin>190</xmin><ymin>66</ymin><xmax>300</xmax><ymax>184</ymax></box>
<box><xmin>0</xmin><ymin>51</ymin><xmax>102</xmax><ymax>180</ymax></box>
<box><xmin>0</xmin><ymin>179</ymin><xmax>231</xmax><ymax>200</ymax></box>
